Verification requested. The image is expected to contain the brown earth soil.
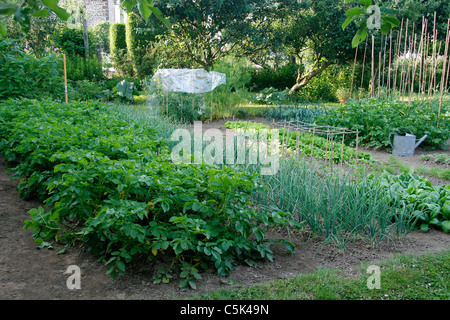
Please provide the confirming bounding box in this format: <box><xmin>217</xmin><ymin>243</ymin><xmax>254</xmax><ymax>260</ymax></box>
<box><xmin>1</xmin><ymin>119</ymin><xmax>450</xmax><ymax>300</ymax></box>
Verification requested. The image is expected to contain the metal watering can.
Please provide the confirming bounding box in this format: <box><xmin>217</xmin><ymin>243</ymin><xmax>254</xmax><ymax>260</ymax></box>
<box><xmin>389</xmin><ymin>127</ymin><xmax>428</xmax><ymax>156</ymax></box>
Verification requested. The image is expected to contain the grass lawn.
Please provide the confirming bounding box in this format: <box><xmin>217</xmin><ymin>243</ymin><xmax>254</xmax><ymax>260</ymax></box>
<box><xmin>188</xmin><ymin>250</ymin><xmax>450</xmax><ymax>300</ymax></box>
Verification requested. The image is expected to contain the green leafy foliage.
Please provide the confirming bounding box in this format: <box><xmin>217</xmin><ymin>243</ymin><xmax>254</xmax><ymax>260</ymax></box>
<box><xmin>55</xmin><ymin>27</ymin><xmax>85</xmax><ymax>56</ymax></box>
<box><xmin>0</xmin><ymin>39</ymin><xmax>64</xmax><ymax>100</ymax></box>
<box><xmin>114</xmin><ymin>79</ymin><xmax>136</xmax><ymax>103</ymax></box>
<box><xmin>65</xmin><ymin>54</ymin><xmax>104</xmax><ymax>81</ymax></box>
<box><xmin>109</xmin><ymin>23</ymin><xmax>127</xmax><ymax>60</ymax></box>
<box><xmin>369</xmin><ymin>172</ymin><xmax>450</xmax><ymax>233</ymax></box>
<box><xmin>342</xmin><ymin>0</ymin><xmax>400</xmax><ymax>48</ymax></box>
<box><xmin>316</xmin><ymin>98</ymin><xmax>450</xmax><ymax>150</ymax></box>
<box><xmin>250</xmin><ymin>63</ymin><xmax>299</xmax><ymax>92</ymax></box>
<box><xmin>0</xmin><ymin>0</ymin><xmax>69</xmax><ymax>35</ymax></box>
<box><xmin>125</xmin><ymin>9</ymin><xmax>165</xmax><ymax>78</ymax></box>
<box><xmin>0</xmin><ymin>98</ymin><xmax>300</xmax><ymax>288</ymax></box>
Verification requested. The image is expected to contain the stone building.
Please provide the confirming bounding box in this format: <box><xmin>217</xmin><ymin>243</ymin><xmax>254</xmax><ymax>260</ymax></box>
<box><xmin>61</xmin><ymin>0</ymin><xmax>127</xmax><ymax>28</ymax></box>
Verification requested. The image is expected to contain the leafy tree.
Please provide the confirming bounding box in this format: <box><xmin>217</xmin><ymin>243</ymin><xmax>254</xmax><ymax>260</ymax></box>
<box><xmin>0</xmin><ymin>0</ymin><xmax>168</xmax><ymax>36</ymax></box>
<box><xmin>0</xmin><ymin>0</ymin><xmax>70</xmax><ymax>35</ymax></box>
<box><xmin>342</xmin><ymin>0</ymin><xmax>400</xmax><ymax>48</ymax></box>
<box><xmin>154</xmin><ymin>0</ymin><xmax>282</xmax><ymax>70</ymax></box>
<box><xmin>277</xmin><ymin>0</ymin><xmax>359</xmax><ymax>94</ymax></box>
<box><xmin>382</xmin><ymin>0</ymin><xmax>449</xmax><ymax>41</ymax></box>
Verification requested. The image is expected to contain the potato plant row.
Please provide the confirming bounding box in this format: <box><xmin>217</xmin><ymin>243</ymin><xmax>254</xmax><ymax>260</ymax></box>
<box><xmin>0</xmin><ymin>99</ymin><xmax>300</xmax><ymax>289</ymax></box>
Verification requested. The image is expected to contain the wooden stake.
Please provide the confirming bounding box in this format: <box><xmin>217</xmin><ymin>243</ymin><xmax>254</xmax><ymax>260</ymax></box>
<box><xmin>371</xmin><ymin>35</ymin><xmax>375</xmax><ymax>97</ymax></box>
<box><xmin>360</xmin><ymin>37</ymin><xmax>368</xmax><ymax>98</ymax></box>
<box><xmin>378</xmin><ymin>51</ymin><xmax>382</xmax><ymax>98</ymax></box>
<box><xmin>388</xmin><ymin>30</ymin><xmax>392</xmax><ymax>96</ymax></box>
<box><xmin>355</xmin><ymin>130</ymin><xmax>359</xmax><ymax>181</ymax></box>
<box><xmin>393</xmin><ymin>18</ymin><xmax>404</xmax><ymax>94</ymax></box>
<box><xmin>413</xmin><ymin>18</ymin><xmax>426</xmax><ymax>100</ymax></box>
<box><xmin>350</xmin><ymin>46</ymin><xmax>358</xmax><ymax>97</ymax></box>
<box><xmin>210</xmin><ymin>91</ymin><xmax>213</xmax><ymax>122</ymax></box>
<box><xmin>310</xmin><ymin>123</ymin><xmax>316</xmax><ymax>167</ymax></box>
<box><xmin>382</xmin><ymin>33</ymin><xmax>387</xmax><ymax>89</ymax></box>
<box><xmin>438</xmin><ymin>18</ymin><xmax>450</xmax><ymax>122</ymax></box>
<box><xmin>63</xmin><ymin>54</ymin><xmax>68</xmax><ymax>103</ymax></box>
<box><xmin>428</xmin><ymin>12</ymin><xmax>437</xmax><ymax>99</ymax></box>
<box><xmin>340</xmin><ymin>133</ymin><xmax>345</xmax><ymax>173</ymax></box>
<box><xmin>400</xmin><ymin>19</ymin><xmax>409</xmax><ymax>100</ymax></box>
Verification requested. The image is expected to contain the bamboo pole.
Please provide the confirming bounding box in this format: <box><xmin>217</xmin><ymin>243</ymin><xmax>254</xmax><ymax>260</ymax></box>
<box><xmin>371</xmin><ymin>35</ymin><xmax>375</xmax><ymax>97</ymax></box>
<box><xmin>428</xmin><ymin>12</ymin><xmax>437</xmax><ymax>99</ymax></box>
<box><xmin>382</xmin><ymin>33</ymin><xmax>387</xmax><ymax>89</ymax></box>
<box><xmin>446</xmin><ymin>43</ymin><xmax>450</xmax><ymax>90</ymax></box>
<box><xmin>407</xmin><ymin>23</ymin><xmax>416</xmax><ymax>101</ymax></box>
<box><xmin>404</xmin><ymin>33</ymin><xmax>414</xmax><ymax>103</ymax></box>
<box><xmin>360</xmin><ymin>37</ymin><xmax>368</xmax><ymax>98</ymax></box>
<box><xmin>413</xmin><ymin>18</ymin><xmax>426</xmax><ymax>100</ymax></box>
<box><xmin>393</xmin><ymin>18</ymin><xmax>404</xmax><ymax>95</ymax></box>
<box><xmin>423</xmin><ymin>32</ymin><xmax>430</xmax><ymax>100</ymax></box>
<box><xmin>340</xmin><ymin>133</ymin><xmax>345</xmax><ymax>173</ymax></box>
<box><xmin>63</xmin><ymin>54</ymin><xmax>68</xmax><ymax>103</ymax></box>
<box><xmin>388</xmin><ymin>30</ymin><xmax>393</xmax><ymax>96</ymax></box>
<box><xmin>400</xmin><ymin>19</ymin><xmax>409</xmax><ymax>100</ymax></box>
<box><xmin>354</xmin><ymin>130</ymin><xmax>359</xmax><ymax>181</ymax></box>
<box><xmin>418</xmin><ymin>17</ymin><xmax>426</xmax><ymax>98</ymax></box>
<box><xmin>310</xmin><ymin>123</ymin><xmax>316</xmax><ymax>169</ymax></box>
<box><xmin>210</xmin><ymin>90</ymin><xmax>213</xmax><ymax>122</ymax></box>
<box><xmin>438</xmin><ymin>18</ymin><xmax>450</xmax><ymax>122</ymax></box>
<box><xmin>378</xmin><ymin>51</ymin><xmax>382</xmax><ymax>98</ymax></box>
<box><xmin>350</xmin><ymin>46</ymin><xmax>358</xmax><ymax>98</ymax></box>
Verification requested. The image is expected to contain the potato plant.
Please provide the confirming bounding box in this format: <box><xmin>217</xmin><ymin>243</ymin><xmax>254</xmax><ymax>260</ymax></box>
<box><xmin>0</xmin><ymin>99</ymin><xmax>300</xmax><ymax>289</ymax></box>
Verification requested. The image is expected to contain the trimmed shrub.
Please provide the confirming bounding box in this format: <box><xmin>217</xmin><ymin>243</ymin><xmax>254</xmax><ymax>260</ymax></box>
<box><xmin>109</xmin><ymin>23</ymin><xmax>127</xmax><ymax>58</ymax></box>
<box><xmin>125</xmin><ymin>10</ymin><xmax>165</xmax><ymax>78</ymax></box>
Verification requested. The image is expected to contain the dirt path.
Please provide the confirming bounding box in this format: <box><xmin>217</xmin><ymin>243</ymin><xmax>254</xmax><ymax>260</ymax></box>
<box><xmin>1</xmin><ymin>154</ymin><xmax>450</xmax><ymax>300</ymax></box>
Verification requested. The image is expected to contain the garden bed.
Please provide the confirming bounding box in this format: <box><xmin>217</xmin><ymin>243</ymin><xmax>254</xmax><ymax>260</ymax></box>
<box><xmin>1</xmin><ymin>156</ymin><xmax>450</xmax><ymax>300</ymax></box>
<box><xmin>1</xmin><ymin>115</ymin><xmax>450</xmax><ymax>300</ymax></box>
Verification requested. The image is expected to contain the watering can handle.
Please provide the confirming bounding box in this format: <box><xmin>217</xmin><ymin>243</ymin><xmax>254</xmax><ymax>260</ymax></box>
<box><xmin>388</xmin><ymin>127</ymin><xmax>414</xmax><ymax>149</ymax></box>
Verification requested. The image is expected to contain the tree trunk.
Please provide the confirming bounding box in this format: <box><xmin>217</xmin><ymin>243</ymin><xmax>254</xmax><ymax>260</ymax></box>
<box><xmin>83</xmin><ymin>18</ymin><xmax>89</xmax><ymax>59</ymax></box>
<box><xmin>289</xmin><ymin>60</ymin><xmax>333</xmax><ymax>94</ymax></box>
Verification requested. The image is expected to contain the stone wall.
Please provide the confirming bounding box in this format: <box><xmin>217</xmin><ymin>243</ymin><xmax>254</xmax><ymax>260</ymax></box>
<box><xmin>84</xmin><ymin>0</ymin><xmax>109</xmax><ymax>27</ymax></box>
<box><xmin>60</xmin><ymin>0</ymin><xmax>125</xmax><ymax>28</ymax></box>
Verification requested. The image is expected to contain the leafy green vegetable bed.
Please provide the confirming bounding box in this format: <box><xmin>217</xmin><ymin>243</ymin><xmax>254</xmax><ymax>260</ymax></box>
<box><xmin>369</xmin><ymin>172</ymin><xmax>450</xmax><ymax>233</ymax></box>
<box><xmin>0</xmin><ymin>99</ymin><xmax>300</xmax><ymax>289</ymax></box>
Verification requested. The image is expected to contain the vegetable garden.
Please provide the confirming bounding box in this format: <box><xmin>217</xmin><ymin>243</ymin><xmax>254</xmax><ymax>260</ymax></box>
<box><xmin>0</xmin><ymin>0</ymin><xmax>449</xmax><ymax>300</ymax></box>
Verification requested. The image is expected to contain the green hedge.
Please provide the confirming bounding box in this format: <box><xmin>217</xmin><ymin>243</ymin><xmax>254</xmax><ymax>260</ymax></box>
<box><xmin>109</xmin><ymin>23</ymin><xmax>127</xmax><ymax>59</ymax></box>
<box><xmin>125</xmin><ymin>10</ymin><xmax>165</xmax><ymax>78</ymax></box>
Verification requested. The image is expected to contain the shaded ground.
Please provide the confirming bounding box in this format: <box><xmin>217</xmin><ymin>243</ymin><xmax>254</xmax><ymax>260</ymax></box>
<box><xmin>1</xmin><ymin>118</ymin><xmax>450</xmax><ymax>300</ymax></box>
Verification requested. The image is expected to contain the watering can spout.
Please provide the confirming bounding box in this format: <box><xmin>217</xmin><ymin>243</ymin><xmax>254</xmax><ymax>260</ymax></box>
<box><xmin>415</xmin><ymin>134</ymin><xmax>428</xmax><ymax>149</ymax></box>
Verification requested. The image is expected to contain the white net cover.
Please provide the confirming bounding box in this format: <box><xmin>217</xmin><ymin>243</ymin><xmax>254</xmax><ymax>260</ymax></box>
<box><xmin>151</xmin><ymin>68</ymin><xmax>226</xmax><ymax>93</ymax></box>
